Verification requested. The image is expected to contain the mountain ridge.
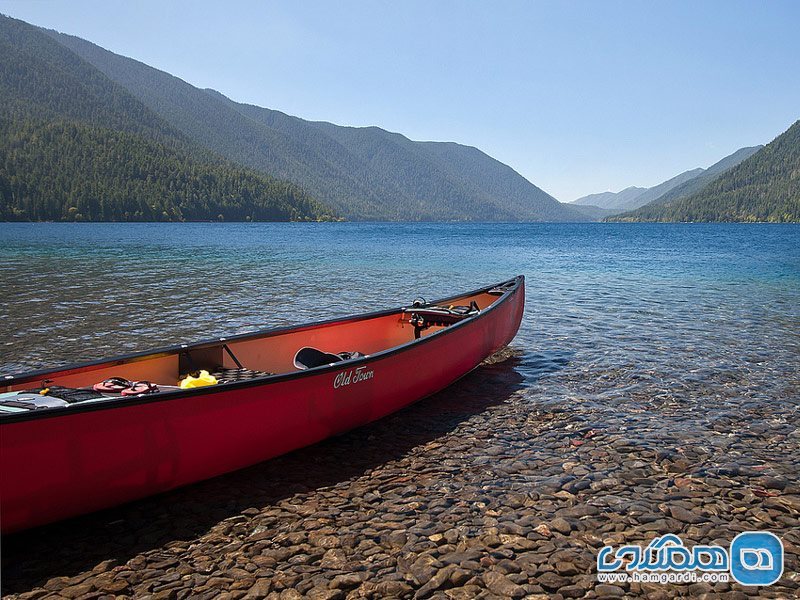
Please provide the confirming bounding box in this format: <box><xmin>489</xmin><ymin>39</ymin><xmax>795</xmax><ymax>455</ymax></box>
<box><xmin>626</xmin><ymin>168</ymin><xmax>704</xmax><ymax>208</ymax></box>
<box><xmin>607</xmin><ymin>121</ymin><xmax>799</xmax><ymax>222</ymax></box>
<box><xmin>574</xmin><ymin>145</ymin><xmax>766</xmax><ymax>215</ymax></box>
<box><xmin>0</xmin><ymin>14</ymin><xmax>336</xmax><ymax>222</ymax></box>
<box><xmin>572</xmin><ymin>168</ymin><xmax>704</xmax><ymax>212</ymax></box>
<box><xmin>636</xmin><ymin>145</ymin><xmax>763</xmax><ymax>209</ymax></box>
<box><xmin>47</xmin><ymin>27</ymin><xmax>586</xmax><ymax>222</ymax></box>
<box><xmin>572</xmin><ymin>186</ymin><xmax>647</xmax><ymax>210</ymax></box>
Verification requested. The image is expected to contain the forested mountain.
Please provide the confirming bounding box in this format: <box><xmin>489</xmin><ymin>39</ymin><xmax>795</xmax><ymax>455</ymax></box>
<box><xmin>11</xmin><ymin>14</ymin><xmax>787</xmax><ymax>224</ymax></box>
<box><xmin>575</xmin><ymin>145</ymin><xmax>767</xmax><ymax>216</ymax></box>
<box><xmin>572</xmin><ymin>169</ymin><xmax>703</xmax><ymax>211</ymax></box>
<box><xmin>568</xmin><ymin>203</ymin><xmax>625</xmax><ymax>220</ymax></box>
<box><xmin>49</xmin><ymin>28</ymin><xmax>586</xmax><ymax>222</ymax></box>
<box><xmin>623</xmin><ymin>168</ymin><xmax>704</xmax><ymax>208</ymax></box>
<box><xmin>608</xmin><ymin>122</ymin><xmax>800</xmax><ymax>222</ymax></box>
<box><xmin>414</xmin><ymin>139</ymin><xmax>586</xmax><ymax>221</ymax></box>
<box><xmin>0</xmin><ymin>15</ymin><xmax>335</xmax><ymax>222</ymax></box>
<box><xmin>0</xmin><ymin>120</ymin><xmax>330</xmax><ymax>222</ymax></box>
<box><xmin>0</xmin><ymin>15</ymin><xmax>172</xmax><ymax>138</ymax></box>
<box><xmin>634</xmin><ymin>145</ymin><xmax>762</xmax><ymax>208</ymax></box>
<box><xmin>572</xmin><ymin>186</ymin><xmax>646</xmax><ymax>210</ymax></box>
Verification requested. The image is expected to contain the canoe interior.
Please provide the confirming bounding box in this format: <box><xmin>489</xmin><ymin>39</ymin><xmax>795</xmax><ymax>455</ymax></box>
<box><xmin>1</xmin><ymin>286</ymin><xmax>509</xmax><ymax>396</ymax></box>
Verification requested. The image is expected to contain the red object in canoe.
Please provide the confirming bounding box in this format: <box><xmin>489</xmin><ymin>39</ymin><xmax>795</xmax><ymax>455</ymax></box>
<box><xmin>0</xmin><ymin>277</ymin><xmax>524</xmax><ymax>533</ymax></box>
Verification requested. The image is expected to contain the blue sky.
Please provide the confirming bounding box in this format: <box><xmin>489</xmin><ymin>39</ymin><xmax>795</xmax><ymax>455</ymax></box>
<box><xmin>2</xmin><ymin>0</ymin><xmax>799</xmax><ymax>201</ymax></box>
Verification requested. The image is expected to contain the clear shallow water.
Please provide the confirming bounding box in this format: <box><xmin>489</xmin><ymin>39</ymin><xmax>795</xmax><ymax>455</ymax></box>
<box><xmin>1</xmin><ymin>223</ymin><xmax>798</xmax><ymax>429</ymax></box>
<box><xmin>3</xmin><ymin>222</ymin><xmax>800</xmax><ymax>598</ymax></box>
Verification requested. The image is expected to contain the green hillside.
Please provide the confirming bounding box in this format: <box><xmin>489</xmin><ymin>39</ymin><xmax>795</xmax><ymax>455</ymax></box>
<box><xmin>573</xmin><ymin>147</ymin><xmax>764</xmax><ymax>214</ymax></box>
<box><xmin>621</xmin><ymin>168</ymin><xmax>703</xmax><ymax>209</ymax></box>
<box><xmin>571</xmin><ymin>186</ymin><xmax>647</xmax><ymax>210</ymax></box>
<box><xmin>639</xmin><ymin>146</ymin><xmax>763</xmax><ymax>208</ymax></box>
<box><xmin>0</xmin><ymin>119</ymin><xmax>332</xmax><ymax>222</ymax></box>
<box><xmin>49</xmin><ymin>29</ymin><xmax>586</xmax><ymax>222</ymax></box>
<box><xmin>0</xmin><ymin>15</ymin><xmax>335</xmax><ymax>222</ymax></box>
<box><xmin>0</xmin><ymin>15</ymin><xmax>170</xmax><ymax>138</ymax></box>
<box><xmin>610</xmin><ymin>121</ymin><xmax>800</xmax><ymax>222</ymax></box>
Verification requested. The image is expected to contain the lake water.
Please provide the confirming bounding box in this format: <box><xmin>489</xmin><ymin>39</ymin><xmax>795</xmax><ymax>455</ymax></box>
<box><xmin>1</xmin><ymin>222</ymin><xmax>798</xmax><ymax>428</ymax></box>
<box><xmin>3</xmin><ymin>222</ymin><xmax>800</xmax><ymax>597</ymax></box>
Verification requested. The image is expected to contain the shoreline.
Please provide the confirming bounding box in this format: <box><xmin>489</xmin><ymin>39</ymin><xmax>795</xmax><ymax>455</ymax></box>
<box><xmin>3</xmin><ymin>349</ymin><xmax>798</xmax><ymax>599</ymax></box>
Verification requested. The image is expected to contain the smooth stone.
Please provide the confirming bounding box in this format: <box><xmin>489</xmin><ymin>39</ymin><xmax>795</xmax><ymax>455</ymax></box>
<box><xmin>595</xmin><ymin>583</ymin><xmax>625</xmax><ymax>596</ymax></box>
<box><xmin>559</xmin><ymin>584</ymin><xmax>588</xmax><ymax>598</ymax></box>
<box><xmin>59</xmin><ymin>582</ymin><xmax>95</xmax><ymax>599</ymax></box>
<box><xmin>445</xmin><ymin>585</ymin><xmax>483</xmax><ymax>600</ymax></box>
<box><xmin>554</xmin><ymin>561</ymin><xmax>579</xmax><ymax>576</ymax></box>
<box><xmin>413</xmin><ymin>565</ymin><xmax>456</xmax><ymax>599</ymax></box>
<box><xmin>305</xmin><ymin>588</ymin><xmax>344</xmax><ymax>600</ymax></box>
<box><xmin>242</xmin><ymin>579</ymin><xmax>272</xmax><ymax>599</ymax></box>
<box><xmin>374</xmin><ymin>581</ymin><xmax>414</xmax><ymax>596</ymax></box>
<box><xmin>319</xmin><ymin>549</ymin><xmax>347</xmax><ymax>569</ymax></box>
<box><xmin>328</xmin><ymin>573</ymin><xmax>364</xmax><ymax>590</ymax></box>
<box><xmin>440</xmin><ymin>551</ymin><xmax>482</xmax><ymax>566</ymax></box>
<box><xmin>668</xmin><ymin>505</ymin><xmax>705</xmax><ymax>524</ymax></box>
<box><xmin>550</xmin><ymin>517</ymin><xmax>574</xmax><ymax>534</ymax></box>
<box><xmin>536</xmin><ymin>572</ymin><xmax>570</xmax><ymax>591</ymax></box>
<box><xmin>482</xmin><ymin>571</ymin><xmax>526</xmax><ymax>598</ymax></box>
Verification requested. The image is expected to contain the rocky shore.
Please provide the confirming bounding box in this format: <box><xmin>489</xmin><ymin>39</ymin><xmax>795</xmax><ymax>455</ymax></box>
<box><xmin>3</xmin><ymin>348</ymin><xmax>798</xmax><ymax>599</ymax></box>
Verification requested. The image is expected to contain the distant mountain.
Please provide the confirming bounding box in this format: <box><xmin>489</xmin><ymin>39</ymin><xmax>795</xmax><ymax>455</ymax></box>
<box><xmin>637</xmin><ymin>145</ymin><xmax>762</xmax><ymax>207</ymax></box>
<box><xmin>576</xmin><ymin>145</ymin><xmax>766</xmax><ymax>216</ymax></box>
<box><xmin>609</xmin><ymin>122</ymin><xmax>799</xmax><ymax>222</ymax></box>
<box><xmin>572</xmin><ymin>186</ymin><xmax>647</xmax><ymax>210</ymax></box>
<box><xmin>572</xmin><ymin>167</ymin><xmax>705</xmax><ymax>212</ymax></box>
<box><xmin>624</xmin><ymin>168</ymin><xmax>704</xmax><ymax>208</ymax></box>
<box><xmin>568</xmin><ymin>204</ymin><xmax>625</xmax><ymax>220</ymax></box>
<box><xmin>0</xmin><ymin>15</ymin><xmax>335</xmax><ymax>222</ymax></box>
<box><xmin>48</xmin><ymin>28</ymin><xmax>586</xmax><ymax>222</ymax></box>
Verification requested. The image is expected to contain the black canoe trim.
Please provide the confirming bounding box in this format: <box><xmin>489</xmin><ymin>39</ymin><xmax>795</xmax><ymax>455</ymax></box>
<box><xmin>0</xmin><ymin>276</ymin><xmax>523</xmax><ymax>424</ymax></box>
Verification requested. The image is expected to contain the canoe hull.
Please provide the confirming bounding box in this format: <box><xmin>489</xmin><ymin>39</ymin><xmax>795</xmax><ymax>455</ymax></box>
<box><xmin>1</xmin><ymin>278</ymin><xmax>524</xmax><ymax>533</ymax></box>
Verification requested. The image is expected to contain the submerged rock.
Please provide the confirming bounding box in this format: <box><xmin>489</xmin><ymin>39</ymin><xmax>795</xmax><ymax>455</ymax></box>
<box><xmin>2</xmin><ymin>350</ymin><xmax>798</xmax><ymax>599</ymax></box>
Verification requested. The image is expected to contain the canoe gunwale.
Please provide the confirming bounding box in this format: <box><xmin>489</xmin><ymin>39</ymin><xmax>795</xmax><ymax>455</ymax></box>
<box><xmin>0</xmin><ymin>276</ymin><xmax>524</xmax><ymax>424</ymax></box>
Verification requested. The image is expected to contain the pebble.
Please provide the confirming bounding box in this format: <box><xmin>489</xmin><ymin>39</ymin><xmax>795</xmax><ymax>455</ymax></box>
<box><xmin>1</xmin><ymin>349</ymin><xmax>798</xmax><ymax>599</ymax></box>
<box><xmin>668</xmin><ymin>505</ymin><xmax>705</xmax><ymax>524</ymax></box>
<box><xmin>483</xmin><ymin>571</ymin><xmax>525</xmax><ymax>598</ymax></box>
<box><xmin>595</xmin><ymin>583</ymin><xmax>625</xmax><ymax>597</ymax></box>
<box><xmin>550</xmin><ymin>517</ymin><xmax>574</xmax><ymax>534</ymax></box>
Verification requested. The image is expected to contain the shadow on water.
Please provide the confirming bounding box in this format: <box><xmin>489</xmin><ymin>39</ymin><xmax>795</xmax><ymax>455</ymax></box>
<box><xmin>516</xmin><ymin>349</ymin><xmax>574</xmax><ymax>384</ymax></box>
<box><xmin>2</xmin><ymin>354</ymin><xmax>533</xmax><ymax>594</ymax></box>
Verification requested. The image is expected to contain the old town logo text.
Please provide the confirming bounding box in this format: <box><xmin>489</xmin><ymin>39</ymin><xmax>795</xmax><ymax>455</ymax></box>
<box><xmin>334</xmin><ymin>366</ymin><xmax>374</xmax><ymax>389</ymax></box>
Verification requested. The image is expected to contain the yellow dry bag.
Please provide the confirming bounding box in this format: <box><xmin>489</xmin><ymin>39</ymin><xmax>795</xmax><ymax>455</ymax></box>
<box><xmin>179</xmin><ymin>370</ymin><xmax>218</xmax><ymax>389</ymax></box>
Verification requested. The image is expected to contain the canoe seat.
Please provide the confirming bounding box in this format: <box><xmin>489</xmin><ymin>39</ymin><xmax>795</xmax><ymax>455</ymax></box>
<box><xmin>293</xmin><ymin>347</ymin><xmax>364</xmax><ymax>370</ymax></box>
<box><xmin>0</xmin><ymin>387</ymin><xmax>105</xmax><ymax>413</ymax></box>
<box><xmin>0</xmin><ymin>393</ymin><xmax>70</xmax><ymax>412</ymax></box>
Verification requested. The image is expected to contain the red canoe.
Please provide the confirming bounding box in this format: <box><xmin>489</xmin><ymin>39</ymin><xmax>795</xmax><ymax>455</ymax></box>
<box><xmin>0</xmin><ymin>276</ymin><xmax>524</xmax><ymax>533</ymax></box>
